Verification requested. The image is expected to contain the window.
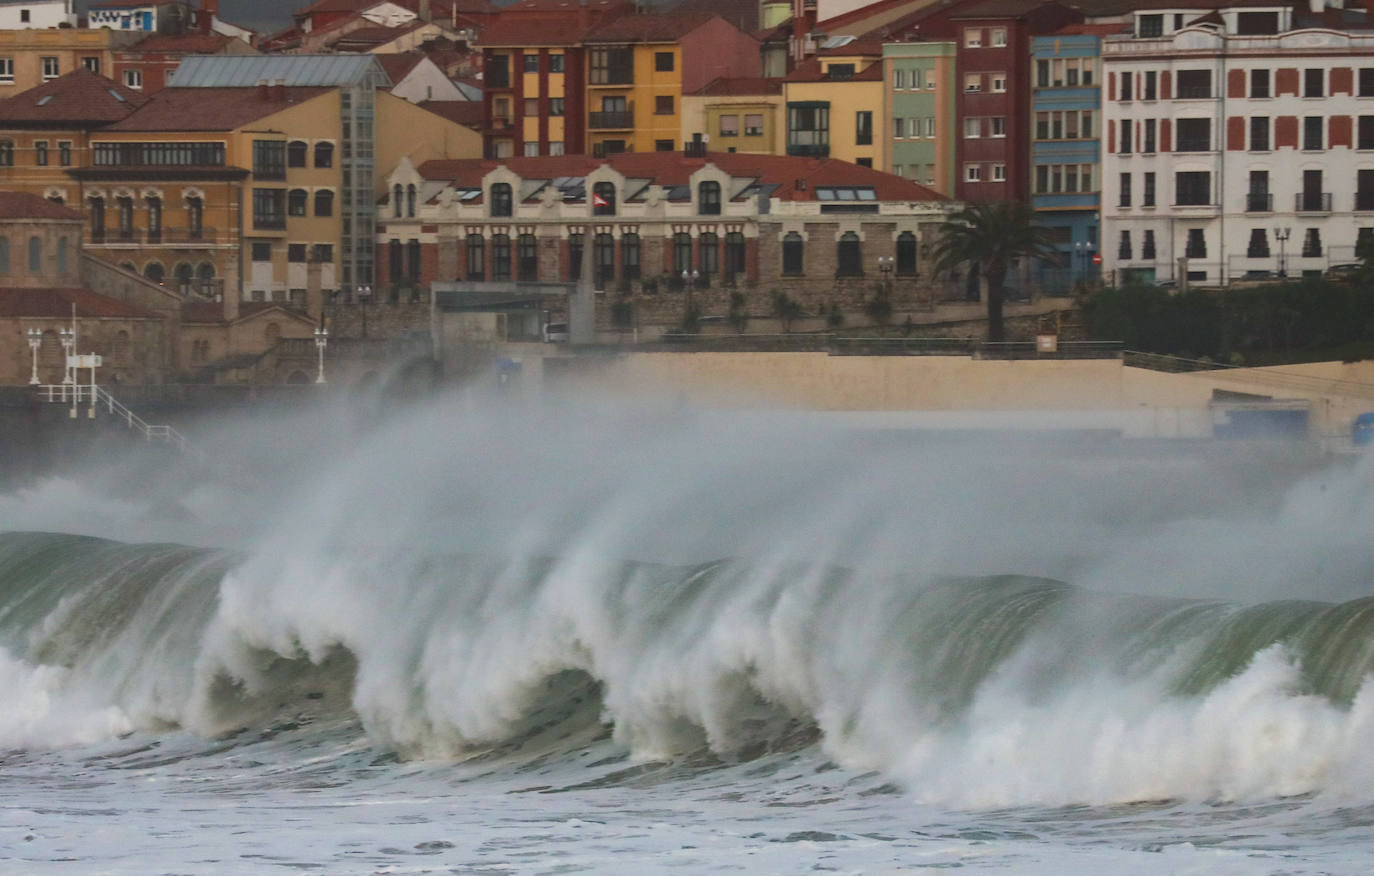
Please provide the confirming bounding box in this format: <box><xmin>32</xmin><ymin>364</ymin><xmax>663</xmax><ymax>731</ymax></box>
<box><xmin>836</xmin><ymin>231</ymin><xmax>861</xmax><ymax>277</ymax></box>
<box><xmin>1118</xmin><ymin>231</ymin><xmax>1132</xmax><ymax>260</ymax></box>
<box><xmin>895</xmin><ymin>231</ymin><xmax>917</xmax><ymax>276</ymax></box>
<box><xmin>923</xmin><ymin>118</ymin><xmax>935</xmax><ymax>137</ymax></box>
<box><xmin>123</xmin><ymin>69</ymin><xmax>142</xmax><ymax>90</ymax></box>
<box><xmin>655</xmin><ymin>51</ymin><xmax>674</xmax><ymax>72</ymax></box>
<box><xmin>19</xmin><ymin>9</ymin><xmax>27</xmax><ymax>22</ymax></box>
<box><xmin>41</xmin><ymin>57</ymin><xmax>58</xmax><ymax>81</ymax></box>
<box><xmin>992</xmin><ymin>164</ymin><xmax>1005</xmax><ymax>181</ymax></box>
<box><xmin>655</xmin><ymin>95</ymin><xmax>673</xmax><ymax>115</ymax></box>
<box><xmin>407</xmin><ymin>184</ymin><xmax>416</xmax><ymax>218</ymax></box>
<box><xmin>1302</xmin><ymin>228</ymin><xmax>1322</xmax><ymax>257</ymax></box>
<box><xmin>487</xmin><ymin>54</ymin><xmax>510</xmax><ymax>88</ymax></box>
<box><xmin>1360</xmin><ymin>116</ymin><xmax>1374</xmax><ymax>150</ymax></box>
<box><xmin>892</xmin><ymin>117</ymin><xmax>904</xmax><ymax>139</ymax></box>
<box><xmin>1237</xmin><ymin>11</ymin><xmax>1279</xmax><ymax>34</ymax></box>
<box><xmin>782</xmin><ymin>231</ymin><xmax>803</xmax><ymax>275</ymax></box>
<box><xmin>964</xmin><ymin>117</ymin><xmax>981</xmax><ymax>139</ymax></box>
<box><xmin>1251</xmin><ymin>69</ymin><xmax>1270</xmax><ymax>98</ymax></box>
<box><xmin>524</xmin><ymin>142</ymin><xmax>541</xmax><ymax>157</ymax></box>
<box><xmin>744</xmin><ymin>114</ymin><xmax>763</xmax><ymax>136</ymax></box>
<box><xmin>252</xmin><ymin>188</ymin><xmax>286</xmax><ymax>229</ymax></box>
<box><xmin>1304</xmin><ymin>116</ymin><xmax>1323</xmax><ymax>149</ymax></box>
<box><xmin>856</xmin><ymin>111</ymin><xmax>872</xmax><ymax>145</ymax></box>
<box><xmin>992</xmin><ymin>75</ymin><xmax>1006</xmax><ymax>93</ymax></box>
<box><xmin>698</xmin><ymin>232</ymin><xmax>718</xmax><ymax>279</ymax></box>
<box><xmin>388</xmin><ymin>239</ymin><xmax>403</xmax><ymax>281</ymax></box>
<box><xmin>288</xmin><ymin>188</ymin><xmax>307</xmax><ymax>216</ymax></box>
<box><xmin>491</xmin><ymin>182</ymin><xmax>513</xmax><ymax>217</ymax></box>
<box><xmin>1248</xmin><ymin>170</ymin><xmax>1271</xmax><ymax>212</ymax></box>
<box><xmin>116</xmin><ymin>196</ymin><xmax>133</xmax><ymax>239</ymax></box>
<box><xmin>926</xmin><ymin>71</ymin><xmax>936</xmax><ymax>90</ymax></box>
<box><xmin>1176</xmin><ymin>118</ymin><xmax>1210</xmax><ymax>152</ymax></box>
<box><xmin>315</xmin><ymin>142</ymin><xmax>333</xmax><ymax>168</ymax></box>
<box><xmin>58</xmin><ymin>141</ymin><xmax>70</xmax><ymax>166</ymax></box>
<box><xmin>34</xmin><ymin>141</ymin><xmax>46</xmax><ymax>167</ymax></box>
<box><xmin>79</xmin><ymin>58</ymin><xmax>96</xmax><ymax>74</ymax></box>
<box><xmin>1304</xmin><ymin>68</ymin><xmax>1323</xmax><ymax>98</ymax></box>
<box><xmin>992</xmin><ymin>28</ymin><xmax>1007</xmax><ymax>47</ymax></box>
<box><xmin>673</xmin><ymin>231</ymin><xmax>691</xmax><ymax>274</ymax></box>
<box><xmin>523</xmin><ymin>54</ymin><xmax>539</xmax><ymax>73</ymax></box>
<box><xmin>965</xmin><ymin>28</ymin><xmax>982</xmax><ymax>47</ymax></box>
<box><xmin>251</xmin><ymin>242</ymin><xmax>271</xmax><ymax>262</ymax></box>
<box><xmin>964</xmin><ymin>73</ymin><xmax>982</xmax><ymax>93</ymax></box>
<box><xmin>592</xmin><ymin>181</ymin><xmax>616</xmax><ymax>215</ymax></box>
<box><xmin>253</xmin><ymin>140</ymin><xmax>285</xmax><ymax>180</ymax></box>
<box><xmin>393</xmin><ymin>183</ymin><xmax>403</xmax><ymax>218</ymax></box>
<box><xmin>1120</xmin><ymin>119</ymin><xmax>1132</xmax><ymax>153</ymax></box>
<box><xmin>1175</xmin><ymin>171</ymin><xmax>1211</xmax><ymax>205</ymax></box>
<box><xmin>1247</xmin><ymin>228</ymin><xmax>1269</xmax><ymax>257</ymax></box>
<box><xmin>1185</xmin><ymin>228</ymin><xmax>1206</xmax><ymax>258</ymax></box>
<box><xmin>550</xmin><ymin>141</ymin><xmax>564</xmax><ymax>156</ymax></box>
<box><xmin>589</xmin><ymin>47</ymin><xmax>634</xmax><ymax>85</ymax></box>
<box><xmin>27</xmin><ymin>236</ymin><xmax>40</xmax><ymax>273</ymax></box>
<box><xmin>288</xmin><ymin>243</ymin><xmax>307</xmax><ymax>262</ymax></box>
<box><xmin>524</xmin><ymin>98</ymin><xmax>539</xmax><ymax>117</ymax></box>
<box><xmin>517</xmin><ymin>233</ymin><xmax>537</xmax><ymax>282</ymax></box>
<box><xmin>1251</xmin><ymin>116</ymin><xmax>1270</xmax><ymax>151</ymax></box>
<box><xmin>1138</xmin><ymin>14</ymin><xmax>1163</xmax><ymax>37</ymax></box>
<box><xmin>1036</xmin><ymin>60</ymin><xmax>1049</xmax><ymax>87</ymax></box>
<box><xmin>549</xmin><ymin>98</ymin><xmax>564</xmax><ymax>117</ymax></box>
<box><xmin>466</xmin><ymin>234</ymin><xmax>484</xmax><ymax>280</ymax></box>
<box><xmin>894</xmin><ymin>68</ymin><xmax>906</xmax><ymax>89</ymax></box>
<box><xmin>550</xmin><ymin>54</ymin><xmax>564</xmax><ymax>73</ymax></box>
<box><xmin>1120</xmin><ymin>71</ymin><xmax>1133</xmax><ymax>101</ymax></box>
<box><xmin>314</xmin><ymin>190</ymin><xmax>333</xmax><ymax>217</ymax></box>
<box><xmin>1143</xmin><ymin>70</ymin><xmax>1157</xmax><ymax>101</ymax></box>
<box><xmin>1143</xmin><ymin>172</ymin><xmax>1156</xmax><ymax>207</ymax></box>
<box><xmin>1119</xmin><ymin>173</ymin><xmax>1132</xmax><ymax>207</ymax></box>
<box><xmin>1143</xmin><ymin>118</ymin><xmax>1155</xmax><ymax>153</ymax></box>
<box><xmin>1142</xmin><ymin>230</ymin><xmax>1156</xmax><ymax>260</ymax></box>
<box><xmin>699</xmin><ymin>180</ymin><xmax>721</xmax><ymax>215</ymax></box>
<box><xmin>288</xmin><ymin>140</ymin><xmax>307</xmax><ymax>167</ymax></box>
<box><xmin>720</xmin><ymin>114</ymin><xmax>739</xmax><ymax>137</ymax></box>
<box><xmin>492</xmin><ymin>234</ymin><xmax>511</xmax><ymax>281</ymax></box>
<box><xmin>1176</xmin><ymin>69</ymin><xmax>1211</xmax><ymax>99</ymax></box>
<box><xmin>787</xmin><ymin>102</ymin><xmax>829</xmax><ymax>155</ymax></box>
<box><xmin>965</xmin><ymin>164</ymin><xmax>982</xmax><ymax>182</ymax></box>
<box><xmin>1359</xmin><ymin>170</ymin><xmax>1374</xmax><ymax>210</ymax></box>
<box><xmin>621</xmin><ymin>232</ymin><xmax>640</xmax><ymax>280</ymax></box>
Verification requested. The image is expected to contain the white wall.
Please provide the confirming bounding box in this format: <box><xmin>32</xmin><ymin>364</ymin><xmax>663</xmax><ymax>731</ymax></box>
<box><xmin>0</xmin><ymin>1</ymin><xmax>74</xmax><ymax>29</ymax></box>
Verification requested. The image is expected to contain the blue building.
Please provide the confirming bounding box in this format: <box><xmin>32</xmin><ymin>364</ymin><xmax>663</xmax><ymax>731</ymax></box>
<box><xmin>1029</xmin><ymin>28</ymin><xmax>1104</xmax><ymax>292</ymax></box>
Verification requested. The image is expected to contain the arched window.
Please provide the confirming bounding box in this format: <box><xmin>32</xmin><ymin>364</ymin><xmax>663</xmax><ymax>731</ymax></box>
<box><xmin>0</xmin><ymin>236</ymin><xmax>9</xmax><ymax>274</ymax></box>
<box><xmin>594</xmin><ymin>232</ymin><xmax>614</xmax><ymax>288</ymax></box>
<box><xmin>673</xmin><ymin>231</ymin><xmax>692</xmax><ymax>275</ymax></box>
<box><xmin>698</xmin><ymin>180</ymin><xmax>721</xmax><ymax>215</ymax></box>
<box><xmin>144</xmin><ymin>262</ymin><xmax>164</xmax><ymax>284</ymax></box>
<box><xmin>896</xmin><ymin>231</ymin><xmax>917</xmax><ymax>276</ymax></box>
<box><xmin>196</xmin><ymin>262</ymin><xmax>215</xmax><ymax>296</ymax></box>
<box><xmin>186</xmin><ymin>196</ymin><xmax>203</xmax><ymax>238</ymax></box>
<box><xmin>0</xmin><ymin>140</ymin><xmax>13</xmax><ymax>166</ymax></box>
<box><xmin>406</xmin><ymin>184</ymin><xmax>417</xmax><ymax>218</ymax></box>
<box><xmin>57</xmin><ymin>236</ymin><xmax>67</xmax><ymax>274</ymax></box>
<box><xmin>28</xmin><ymin>236</ymin><xmax>41</xmax><ymax>273</ymax></box>
<box><xmin>836</xmin><ymin>231</ymin><xmax>862</xmax><ymax>277</ymax></box>
<box><xmin>145</xmin><ymin>196</ymin><xmax>162</xmax><ymax>241</ymax></box>
<box><xmin>314</xmin><ymin>141</ymin><xmax>333</xmax><ymax>168</ymax></box>
<box><xmin>288</xmin><ymin>188</ymin><xmax>308</xmax><ymax>216</ymax></box>
<box><xmin>393</xmin><ymin>183</ymin><xmax>403</xmax><ymax>218</ymax></box>
<box><xmin>491</xmin><ymin>234</ymin><xmax>511</xmax><ymax>281</ymax></box>
<box><xmin>517</xmin><ymin>233</ymin><xmax>537</xmax><ymax>281</ymax></box>
<box><xmin>490</xmin><ymin>182</ymin><xmax>513</xmax><ymax>217</ymax></box>
<box><xmin>592</xmin><ymin>181</ymin><xmax>616</xmax><ymax>216</ymax></box>
<box><xmin>116</xmin><ymin>196</ymin><xmax>133</xmax><ymax>240</ymax></box>
<box><xmin>782</xmin><ymin>231</ymin><xmax>803</xmax><ymax>275</ymax></box>
<box><xmin>698</xmin><ymin>231</ymin><xmax>718</xmax><ymax>278</ymax></box>
<box><xmin>287</xmin><ymin>140</ymin><xmax>308</xmax><ymax>167</ymax></box>
<box><xmin>466</xmin><ymin>233</ymin><xmax>484</xmax><ymax>280</ymax></box>
<box><xmin>314</xmin><ymin>190</ymin><xmax>333</xmax><ymax>217</ymax></box>
<box><xmin>725</xmin><ymin>231</ymin><xmax>745</xmax><ymax>281</ymax></box>
<box><xmin>175</xmin><ymin>263</ymin><xmax>193</xmax><ymax>294</ymax></box>
<box><xmin>621</xmin><ymin>232</ymin><xmax>640</xmax><ymax>280</ymax></box>
<box><xmin>89</xmin><ymin>197</ymin><xmax>105</xmax><ymax>240</ymax></box>
<box><xmin>389</xmin><ymin>238</ymin><xmax>403</xmax><ymax>281</ymax></box>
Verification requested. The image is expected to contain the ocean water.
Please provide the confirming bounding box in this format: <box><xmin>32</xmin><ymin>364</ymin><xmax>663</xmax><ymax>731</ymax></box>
<box><xmin>3</xmin><ymin>388</ymin><xmax>1374</xmax><ymax>874</ymax></box>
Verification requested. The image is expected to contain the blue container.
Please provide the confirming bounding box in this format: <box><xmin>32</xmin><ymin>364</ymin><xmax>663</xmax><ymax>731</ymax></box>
<box><xmin>1355</xmin><ymin>413</ymin><xmax>1374</xmax><ymax>446</ymax></box>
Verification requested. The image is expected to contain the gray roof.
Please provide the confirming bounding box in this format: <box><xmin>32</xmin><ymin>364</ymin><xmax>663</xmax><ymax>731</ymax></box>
<box><xmin>169</xmin><ymin>55</ymin><xmax>392</xmax><ymax>88</ymax></box>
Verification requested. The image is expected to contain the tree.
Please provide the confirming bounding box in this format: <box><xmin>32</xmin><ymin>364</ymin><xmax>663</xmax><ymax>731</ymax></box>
<box><xmin>727</xmin><ymin>292</ymin><xmax>750</xmax><ymax>334</ymax></box>
<box><xmin>928</xmin><ymin>201</ymin><xmax>1060</xmax><ymax>341</ymax></box>
<box><xmin>772</xmin><ymin>290</ymin><xmax>804</xmax><ymax>332</ymax></box>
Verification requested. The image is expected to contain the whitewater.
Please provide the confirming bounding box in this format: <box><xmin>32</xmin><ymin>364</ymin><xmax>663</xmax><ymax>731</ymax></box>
<box><xmin>4</xmin><ymin>387</ymin><xmax>1374</xmax><ymax>873</ymax></box>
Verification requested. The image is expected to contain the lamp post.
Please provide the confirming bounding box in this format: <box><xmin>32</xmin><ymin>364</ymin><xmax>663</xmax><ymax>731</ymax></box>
<box><xmin>1274</xmin><ymin>227</ymin><xmax>1291</xmax><ymax>278</ymax></box>
<box><xmin>877</xmin><ymin>255</ymin><xmax>893</xmax><ymax>291</ymax></box>
<box><xmin>59</xmin><ymin>327</ymin><xmax>74</xmax><ymax>386</ymax></box>
<box><xmin>26</xmin><ymin>328</ymin><xmax>41</xmax><ymax>386</ymax></box>
<box><xmin>357</xmin><ymin>284</ymin><xmax>372</xmax><ymax>338</ymax></box>
<box><xmin>682</xmin><ymin>269</ymin><xmax>698</xmax><ymax>319</ymax></box>
<box><xmin>314</xmin><ymin>326</ymin><xmax>328</xmax><ymax>384</ymax></box>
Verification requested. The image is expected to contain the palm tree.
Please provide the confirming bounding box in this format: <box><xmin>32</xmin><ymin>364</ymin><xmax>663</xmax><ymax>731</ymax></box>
<box><xmin>929</xmin><ymin>201</ymin><xmax>1060</xmax><ymax>342</ymax></box>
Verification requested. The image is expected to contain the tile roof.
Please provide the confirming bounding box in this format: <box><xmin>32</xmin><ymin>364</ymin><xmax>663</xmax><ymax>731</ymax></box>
<box><xmin>0</xmin><ymin>287</ymin><xmax>161</xmax><ymax>320</ymax></box>
<box><xmin>0</xmin><ymin>192</ymin><xmax>83</xmax><ymax>221</ymax></box>
<box><xmin>124</xmin><ymin>32</ymin><xmax>238</xmax><ymax>54</ymax></box>
<box><xmin>417</xmin><ymin>99</ymin><xmax>484</xmax><ymax>127</ymax></box>
<box><xmin>783</xmin><ymin>58</ymin><xmax>883</xmax><ymax>82</ymax></box>
<box><xmin>375</xmin><ymin>52</ymin><xmax>427</xmax><ymax>83</ymax></box>
<box><xmin>693</xmin><ymin>76</ymin><xmax>784</xmax><ymax>96</ymax></box>
<box><xmin>103</xmin><ymin>86</ymin><xmax>334</xmax><ymax>132</ymax></box>
<box><xmin>583</xmin><ymin>11</ymin><xmax>721</xmax><ymax>43</ymax></box>
<box><xmin>329</xmin><ymin>23</ymin><xmax>425</xmax><ymax>48</ymax></box>
<box><xmin>475</xmin><ymin>15</ymin><xmax>596</xmax><ymax>46</ymax></box>
<box><xmin>91</xmin><ymin>0</ymin><xmax>178</xmax><ymax>7</ymax></box>
<box><xmin>417</xmin><ymin>151</ymin><xmax>946</xmax><ymax>203</ymax></box>
<box><xmin>0</xmin><ymin>70</ymin><xmax>148</xmax><ymax>125</ymax></box>
<box><xmin>816</xmin><ymin>36</ymin><xmax>886</xmax><ymax>55</ymax></box>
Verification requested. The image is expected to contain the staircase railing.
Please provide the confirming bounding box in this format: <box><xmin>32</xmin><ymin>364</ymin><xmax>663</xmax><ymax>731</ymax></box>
<box><xmin>39</xmin><ymin>384</ymin><xmax>189</xmax><ymax>453</ymax></box>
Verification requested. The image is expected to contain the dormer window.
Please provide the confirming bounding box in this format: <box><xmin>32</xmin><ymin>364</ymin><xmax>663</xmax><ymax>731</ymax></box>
<box><xmin>827</xmin><ymin>63</ymin><xmax>854</xmax><ymax>81</ymax></box>
<box><xmin>1138</xmin><ymin>14</ymin><xmax>1163</xmax><ymax>38</ymax></box>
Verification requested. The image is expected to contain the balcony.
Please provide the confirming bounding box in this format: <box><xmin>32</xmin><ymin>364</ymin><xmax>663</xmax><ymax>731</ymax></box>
<box><xmin>1176</xmin><ymin>138</ymin><xmax>1212</xmax><ymax>152</ymax></box>
<box><xmin>1295</xmin><ymin>192</ymin><xmax>1332</xmax><ymax>213</ymax></box>
<box><xmin>1246</xmin><ymin>193</ymin><xmax>1273</xmax><ymax>212</ymax></box>
<box><xmin>163</xmin><ymin>226</ymin><xmax>220</xmax><ymax>245</ymax></box>
<box><xmin>588</xmin><ymin>110</ymin><xmax>634</xmax><ymax>129</ymax></box>
<box><xmin>787</xmin><ymin>139</ymin><xmax>829</xmax><ymax>158</ymax></box>
<box><xmin>1357</xmin><ymin>191</ymin><xmax>1374</xmax><ymax>211</ymax></box>
<box><xmin>487</xmin><ymin>116</ymin><xmax>514</xmax><ymax>131</ymax></box>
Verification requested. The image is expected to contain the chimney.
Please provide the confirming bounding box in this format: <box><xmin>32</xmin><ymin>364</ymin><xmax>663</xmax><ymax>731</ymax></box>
<box><xmin>200</xmin><ymin>0</ymin><xmax>217</xmax><ymax>34</ymax></box>
<box><xmin>419</xmin><ymin>0</ymin><xmax>433</xmax><ymax>21</ymax></box>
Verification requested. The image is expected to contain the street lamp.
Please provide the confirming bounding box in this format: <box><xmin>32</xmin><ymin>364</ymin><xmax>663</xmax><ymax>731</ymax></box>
<box><xmin>59</xmin><ymin>327</ymin><xmax>74</xmax><ymax>386</ymax></box>
<box><xmin>314</xmin><ymin>326</ymin><xmax>328</xmax><ymax>384</ymax></box>
<box><xmin>877</xmin><ymin>255</ymin><xmax>894</xmax><ymax>285</ymax></box>
<box><xmin>26</xmin><ymin>328</ymin><xmax>41</xmax><ymax>385</ymax></box>
<box><xmin>357</xmin><ymin>284</ymin><xmax>372</xmax><ymax>338</ymax></box>
<box><xmin>1274</xmin><ymin>227</ymin><xmax>1291</xmax><ymax>278</ymax></box>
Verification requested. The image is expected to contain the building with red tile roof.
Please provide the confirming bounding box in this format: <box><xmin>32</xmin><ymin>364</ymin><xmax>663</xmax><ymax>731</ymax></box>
<box><xmin>112</xmin><ymin>29</ymin><xmax>260</xmax><ymax>96</ymax></box>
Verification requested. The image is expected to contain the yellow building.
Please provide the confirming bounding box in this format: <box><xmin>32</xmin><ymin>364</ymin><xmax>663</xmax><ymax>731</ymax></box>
<box><xmin>0</xmin><ymin>27</ymin><xmax>140</xmax><ymax>94</ymax></box>
<box><xmin>683</xmin><ymin>77</ymin><xmax>784</xmax><ymax>156</ymax></box>
<box><xmin>781</xmin><ymin>41</ymin><xmax>886</xmax><ymax>168</ymax></box>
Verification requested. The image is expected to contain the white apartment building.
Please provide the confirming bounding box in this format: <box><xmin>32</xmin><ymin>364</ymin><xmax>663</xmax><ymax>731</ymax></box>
<box><xmin>1100</xmin><ymin>3</ymin><xmax>1374</xmax><ymax>286</ymax></box>
<box><xmin>0</xmin><ymin>0</ymin><xmax>76</xmax><ymax>29</ymax></box>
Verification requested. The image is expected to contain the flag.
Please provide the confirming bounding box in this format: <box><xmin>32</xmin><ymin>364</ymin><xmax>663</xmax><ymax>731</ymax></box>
<box><xmin>592</xmin><ymin>192</ymin><xmax>609</xmax><ymax>208</ymax></box>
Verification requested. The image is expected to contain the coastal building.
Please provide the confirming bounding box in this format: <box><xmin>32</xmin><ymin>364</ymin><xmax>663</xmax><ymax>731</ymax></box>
<box><xmin>1099</xmin><ymin>3</ymin><xmax>1374</xmax><ymax>286</ymax></box>
<box><xmin>0</xmin><ymin>0</ymin><xmax>76</xmax><ymax>30</ymax></box>
<box><xmin>781</xmin><ymin>39</ymin><xmax>884</xmax><ymax>167</ymax></box>
<box><xmin>883</xmin><ymin>40</ymin><xmax>956</xmax><ymax>194</ymax></box>
<box><xmin>682</xmin><ymin>77</ymin><xmax>785</xmax><ymax>156</ymax></box>
<box><xmin>378</xmin><ymin>149</ymin><xmax>950</xmax><ymax>333</ymax></box>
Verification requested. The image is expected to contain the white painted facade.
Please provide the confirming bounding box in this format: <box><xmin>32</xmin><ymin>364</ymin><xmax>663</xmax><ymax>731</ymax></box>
<box><xmin>0</xmin><ymin>0</ymin><xmax>75</xmax><ymax>29</ymax></box>
<box><xmin>88</xmin><ymin>2</ymin><xmax>186</xmax><ymax>33</ymax></box>
<box><xmin>388</xmin><ymin>56</ymin><xmax>468</xmax><ymax>103</ymax></box>
<box><xmin>1101</xmin><ymin>17</ymin><xmax>1374</xmax><ymax>286</ymax></box>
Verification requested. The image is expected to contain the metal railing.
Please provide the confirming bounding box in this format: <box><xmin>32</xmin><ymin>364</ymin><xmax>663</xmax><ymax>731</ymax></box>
<box><xmin>39</xmin><ymin>384</ymin><xmax>189</xmax><ymax>452</ymax></box>
<box><xmin>1296</xmin><ymin>192</ymin><xmax>1332</xmax><ymax>212</ymax></box>
<box><xmin>1123</xmin><ymin>352</ymin><xmax>1374</xmax><ymax>400</ymax></box>
<box><xmin>589</xmin><ymin>110</ymin><xmax>634</xmax><ymax>129</ymax></box>
<box><xmin>1246</xmin><ymin>193</ymin><xmax>1273</xmax><ymax>212</ymax></box>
